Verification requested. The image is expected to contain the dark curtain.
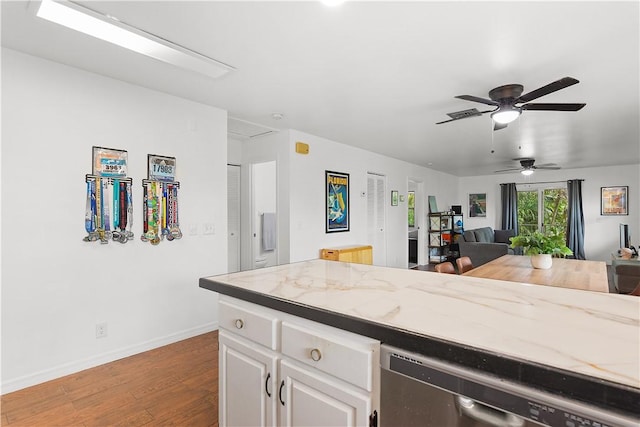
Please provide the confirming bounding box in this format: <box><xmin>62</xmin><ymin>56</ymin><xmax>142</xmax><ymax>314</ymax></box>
<box><xmin>566</xmin><ymin>179</ymin><xmax>586</xmax><ymax>260</ymax></box>
<box><xmin>500</xmin><ymin>183</ymin><xmax>518</xmax><ymax>234</ymax></box>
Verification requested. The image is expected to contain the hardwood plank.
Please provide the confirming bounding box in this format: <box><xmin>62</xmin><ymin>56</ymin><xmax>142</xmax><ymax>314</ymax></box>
<box><xmin>1</xmin><ymin>331</ymin><xmax>219</xmax><ymax>427</ymax></box>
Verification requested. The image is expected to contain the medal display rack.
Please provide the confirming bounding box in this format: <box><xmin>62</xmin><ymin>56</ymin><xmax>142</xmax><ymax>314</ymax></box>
<box><xmin>141</xmin><ymin>179</ymin><xmax>182</xmax><ymax>245</ymax></box>
<box><xmin>84</xmin><ymin>174</ymin><xmax>134</xmax><ymax>244</ymax></box>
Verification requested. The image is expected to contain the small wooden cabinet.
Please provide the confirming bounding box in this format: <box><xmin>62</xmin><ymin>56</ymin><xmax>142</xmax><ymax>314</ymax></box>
<box><xmin>320</xmin><ymin>245</ymin><xmax>373</xmax><ymax>265</ymax></box>
<box><xmin>218</xmin><ymin>296</ymin><xmax>380</xmax><ymax>427</ymax></box>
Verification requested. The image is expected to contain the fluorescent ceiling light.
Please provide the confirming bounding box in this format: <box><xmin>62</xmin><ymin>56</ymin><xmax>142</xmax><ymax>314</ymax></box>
<box><xmin>521</xmin><ymin>169</ymin><xmax>534</xmax><ymax>176</ymax></box>
<box><xmin>491</xmin><ymin>107</ymin><xmax>521</xmax><ymax>124</ymax></box>
<box><xmin>36</xmin><ymin>0</ymin><xmax>234</xmax><ymax>79</ymax></box>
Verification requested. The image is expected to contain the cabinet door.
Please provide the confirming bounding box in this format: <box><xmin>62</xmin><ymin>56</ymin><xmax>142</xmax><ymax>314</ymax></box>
<box><xmin>219</xmin><ymin>330</ymin><xmax>278</xmax><ymax>427</ymax></box>
<box><xmin>278</xmin><ymin>359</ymin><xmax>372</xmax><ymax>427</ymax></box>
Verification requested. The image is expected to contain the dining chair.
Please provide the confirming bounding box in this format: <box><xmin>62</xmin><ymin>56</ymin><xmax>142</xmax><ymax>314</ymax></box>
<box><xmin>434</xmin><ymin>262</ymin><xmax>456</xmax><ymax>274</ymax></box>
<box><xmin>456</xmin><ymin>256</ymin><xmax>474</xmax><ymax>274</ymax></box>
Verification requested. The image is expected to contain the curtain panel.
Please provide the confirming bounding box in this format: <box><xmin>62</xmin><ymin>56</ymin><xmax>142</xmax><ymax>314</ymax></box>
<box><xmin>566</xmin><ymin>179</ymin><xmax>586</xmax><ymax>260</ymax></box>
<box><xmin>500</xmin><ymin>183</ymin><xmax>518</xmax><ymax>235</ymax></box>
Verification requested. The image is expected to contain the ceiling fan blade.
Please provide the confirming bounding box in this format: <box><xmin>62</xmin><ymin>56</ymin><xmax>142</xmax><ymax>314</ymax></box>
<box><xmin>534</xmin><ymin>165</ymin><xmax>562</xmax><ymax>170</ymax></box>
<box><xmin>435</xmin><ymin>108</ymin><xmax>493</xmax><ymax>125</ymax></box>
<box><xmin>516</xmin><ymin>77</ymin><xmax>579</xmax><ymax>103</ymax></box>
<box><xmin>521</xmin><ymin>103</ymin><xmax>586</xmax><ymax>111</ymax></box>
<box><xmin>436</xmin><ymin>117</ymin><xmax>461</xmax><ymax>124</ymax></box>
<box><xmin>494</xmin><ymin>122</ymin><xmax>508</xmax><ymax>131</ymax></box>
<box><xmin>455</xmin><ymin>95</ymin><xmax>499</xmax><ymax>106</ymax></box>
<box><xmin>494</xmin><ymin>167</ymin><xmax>523</xmax><ymax>173</ymax></box>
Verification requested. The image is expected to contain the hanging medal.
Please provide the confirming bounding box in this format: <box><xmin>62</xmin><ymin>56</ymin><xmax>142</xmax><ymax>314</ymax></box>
<box><xmin>170</xmin><ymin>183</ymin><xmax>182</xmax><ymax>239</ymax></box>
<box><xmin>83</xmin><ymin>179</ymin><xmax>97</xmax><ymax>241</ymax></box>
<box><xmin>150</xmin><ymin>182</ymin><xmax>161</xmax><ymax>245</ymax></box>
<box><xmin>103</xmin><ymin>178</ymin><xmax>112</xmax><ymax>241</ymax></box>
<box><xmin>125</xmin><ymin>181</ymin><xmax>134</xmax><ymax>241</ymax></box>
<box><xmin>96</xmin><ymin>177</ymin><xmax>107</xmax><ymax>243</ymax></box>
<box><xmin>141</xmin><ymin>182</ymin><xmax>149</xmax><ymax>242</ymax></box>
<box><xmin>112</xmin><ymin>179</ymin><xmax>120</xmax><ymax>242</ymax></box>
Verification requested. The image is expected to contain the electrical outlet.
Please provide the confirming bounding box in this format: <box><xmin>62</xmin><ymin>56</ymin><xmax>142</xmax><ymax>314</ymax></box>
<box><xmin>203</xmin><ymin>223</ymin><xmax>215</xmax><ymax>235</ymax></box>
<box><xmin>96</xmin><ymin>322</ymin><xmax>108</xmax><ymax>339</ymax></box>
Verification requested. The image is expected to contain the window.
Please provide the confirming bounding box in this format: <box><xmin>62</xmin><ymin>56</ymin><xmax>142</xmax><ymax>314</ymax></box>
<box><xmin>517</xmin><ymin>186</ymin><xmax>568</xmax><ymax>239</ymax></box>
<box><xmin>408</xmin><ymin>191</ymin><xmax>415</xmax><ymax>227</ymax></box>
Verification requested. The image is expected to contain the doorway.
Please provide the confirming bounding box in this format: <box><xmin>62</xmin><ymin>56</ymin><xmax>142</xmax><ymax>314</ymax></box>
<box><xmin>250</xmin><ymin>161</ymin><xmax>277</xmax><ymax>270</ymax></box>
<box><xmin>227</xmin><ymin>164</ymin><xmax>241</xmax><ymax>273</ymax></box>
<box><xmin>367</xmin><ymin>172</ymin><xmax>387</xmax><ymax>266</ymax></box>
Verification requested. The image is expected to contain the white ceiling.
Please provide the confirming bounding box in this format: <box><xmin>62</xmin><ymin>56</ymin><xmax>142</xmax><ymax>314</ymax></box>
<box><xmin>2</xmin><ymin>1</ymin><xmax>639</xmax><ymax>176</ymax></box>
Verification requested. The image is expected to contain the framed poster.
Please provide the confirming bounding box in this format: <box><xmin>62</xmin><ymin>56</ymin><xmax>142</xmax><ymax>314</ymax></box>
<box><xmin>391</xmin><ymin>190</ymin><xmax>399</xmax><ymax>206</ymax></box>
<box><xmin>601</xmin><ymin>186</ymin><xmax>628</xmax><ymax>215</ymax></box>
<box><xmin>148</xmin><ymin>154</ymin><xmax>176</xmax><ymax>181</ymax></box>
<box><xmin>92</xmin><ymin>146</ymin><xmax>128</xmax><ymax>178</ymax></box>
<box><xmin>326</xmin><ymin>171</ymin><xmax>350</xmax><ymax>233</ymax></box>
<box><xmin>469</xmin><ymin>193</ymin><xmax>486</xmax><ymax>217</ymax></box>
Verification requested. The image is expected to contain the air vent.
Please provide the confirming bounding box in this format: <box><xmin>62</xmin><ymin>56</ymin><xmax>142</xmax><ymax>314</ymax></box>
<box><xmin>228</xmin><ymin>117</ymin><xmax>279</xmax><ymax>139</ymax></box>
<box><xmin>447</xmin><ymin>108</ymin><xmax>482</xmax><ymax>120</ymax></box>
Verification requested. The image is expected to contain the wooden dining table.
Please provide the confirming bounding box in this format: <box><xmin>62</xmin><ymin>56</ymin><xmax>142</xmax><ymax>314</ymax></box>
<box><xmin>462</xmin><ymin>255</ymin><xmax>609</xmax><ymax>292</ymax></box>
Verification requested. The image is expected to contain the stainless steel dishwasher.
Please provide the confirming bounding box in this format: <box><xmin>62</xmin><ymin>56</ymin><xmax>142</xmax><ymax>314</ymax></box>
<box><xmin>381</xmin><ymin>345</ymin><xmax>637</xmax><ymax>427</ymax></box>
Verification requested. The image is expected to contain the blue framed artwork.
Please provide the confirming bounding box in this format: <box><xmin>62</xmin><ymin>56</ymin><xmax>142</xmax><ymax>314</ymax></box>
<box><xmin>326</xmin><ymin>170</ymin><xmax>350</xmax><ymax>233</ymax></box>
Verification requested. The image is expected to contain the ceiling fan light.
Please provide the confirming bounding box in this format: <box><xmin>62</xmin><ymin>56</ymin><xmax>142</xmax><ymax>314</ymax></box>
<box><xmin>491</xmin><ymin>108</ymin><xmax>521</xmax><ymax>124</ymax></box>
<box><xmin>521</xmin><ymin>169</ymin><xmax>534</xmax><ymax>176</ymax></box>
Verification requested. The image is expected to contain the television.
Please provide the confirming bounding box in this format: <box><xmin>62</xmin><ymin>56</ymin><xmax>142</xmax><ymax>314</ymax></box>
<box><xmin>620</xmin><ymin>223</ymin><xmax>630</xmax><ymax>249</ymax></box>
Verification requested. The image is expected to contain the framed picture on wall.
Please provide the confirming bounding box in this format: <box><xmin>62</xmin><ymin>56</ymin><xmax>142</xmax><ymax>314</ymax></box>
<box><xmin>92</xmin><ymin>146</ymin><xmax>128</xmax><ymax>178</ymax></box>
<box><xmin>601</xmin><ymin>186</ymin><xmax>628</xmax><ymax>215</ymax></box>
<box><xmin>391</xmin><ymin>190</ymin><xmax>399</xmax><ymax>206</ymax></box>
<box><xmin>326</xmin><ymin>171</ymin><xmax>350</xmax><ymax>233</ymax></box>
<box><xmin>469</xmin><ymin>193</ymin><xmax>487</xmax><ymax>217</ymax></box>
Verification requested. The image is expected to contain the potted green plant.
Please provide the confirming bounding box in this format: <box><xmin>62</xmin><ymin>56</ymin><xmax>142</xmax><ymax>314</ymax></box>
<box><xmin>509</xmin><ymin>229</ymin><xmax>573</xmax><ymax>269</ymax></box>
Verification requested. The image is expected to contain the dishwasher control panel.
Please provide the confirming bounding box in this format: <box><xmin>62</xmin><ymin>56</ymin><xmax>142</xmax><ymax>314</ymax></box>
<box><xmin>381</xmin><ymin>345</ymin><xmax>638</xmax><ymax>427</ymax></box>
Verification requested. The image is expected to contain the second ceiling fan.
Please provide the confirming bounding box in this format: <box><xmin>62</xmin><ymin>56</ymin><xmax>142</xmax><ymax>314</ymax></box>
<box><xmin>436</xmin><ymin>77</ymin><xmax>586</xmax><ymax>131</ymax></box>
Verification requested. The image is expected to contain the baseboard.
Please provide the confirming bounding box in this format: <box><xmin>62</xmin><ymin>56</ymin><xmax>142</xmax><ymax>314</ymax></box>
<box><xmin>1</xmin><ymin>321</ymin><xmax>219</xmax><ymax>395</ymax></box>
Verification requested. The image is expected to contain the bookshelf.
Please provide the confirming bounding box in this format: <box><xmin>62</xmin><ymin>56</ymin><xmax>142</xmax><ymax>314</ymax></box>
<box><xmin>428</xmin><ymin>212</ymin><xmax>464</xmax><ymax>264</ymax></box>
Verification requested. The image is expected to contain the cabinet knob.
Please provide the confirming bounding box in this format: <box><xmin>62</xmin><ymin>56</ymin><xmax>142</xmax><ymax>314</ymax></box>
<box><xmin>234</xmin><ymin>319</ymin><xmax>244</xmax><ymax>329</ymax></box>
<box><xmin>310</xmin><ymin>348</ymin><xmax>322</xmax><ymax>362</ymax></box>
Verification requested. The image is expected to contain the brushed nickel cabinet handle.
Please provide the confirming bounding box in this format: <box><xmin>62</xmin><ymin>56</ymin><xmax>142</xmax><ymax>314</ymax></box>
<box><xmin>234</xmin><ymin>319</ymin><xmax>244</xmax><ymax>329</ymax></box>
<box><xmin>310</xmin><ymin>348</ymin><xmax>322</xmax><ymax>362</ymax></box>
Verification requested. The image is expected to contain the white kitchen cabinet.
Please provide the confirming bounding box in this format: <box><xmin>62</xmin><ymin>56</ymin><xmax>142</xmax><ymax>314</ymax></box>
<box><xmin>279</xmin><ymin>358</ymin><xmax>372</xmax><ymax>427</ymax></box>
<box><xmin>218</xmin><ymin>295</ymin><xmax>380</xmax><ymax>427</ymax></box>
<box><xmin>219</xmin><ymin>330</ymin><xmax>278</xmax><ymax>427</ymax></box>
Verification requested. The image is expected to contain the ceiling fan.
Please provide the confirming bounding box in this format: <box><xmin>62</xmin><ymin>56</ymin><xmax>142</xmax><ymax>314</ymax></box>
<box><xmin>436</xmin><ymin>77</ymin><xmax>586</xmax><ymax>131</ymax></box>
<box><xmin>495</xmin><ymin>158</ymin><xmax>561</xmax><ymax>175</ymax></box>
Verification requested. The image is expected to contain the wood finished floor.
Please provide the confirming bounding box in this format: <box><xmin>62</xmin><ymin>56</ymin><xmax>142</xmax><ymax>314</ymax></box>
<box><xmin>1</xmin><ymin>331</ymin><xmax>218</xmax><ymax>427</ymax></box>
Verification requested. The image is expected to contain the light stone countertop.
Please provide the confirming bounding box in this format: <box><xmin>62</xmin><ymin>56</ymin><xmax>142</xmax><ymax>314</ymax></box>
<box><xmin>201</xmin><ymin>259</ymin><xmax>640</xmax><ymax>391</ymax></box>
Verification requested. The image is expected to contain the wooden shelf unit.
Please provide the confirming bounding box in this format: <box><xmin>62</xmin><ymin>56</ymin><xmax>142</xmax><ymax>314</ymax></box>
<box><xmin>428</xmin><ymin>213</ymin><xmax>464</xmax><ymax>264</ymax></box>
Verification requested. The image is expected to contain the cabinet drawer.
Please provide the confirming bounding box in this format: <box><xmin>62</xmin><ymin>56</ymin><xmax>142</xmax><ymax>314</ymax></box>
<box><xmin>219</xmin><ymin>298</ymin><xmax>279</xmax><ymax>350</ymax></box>
<box><xmin>281</xmin><ymin>321</ymin><xmax>376</xmax><ymax>391</ymax></box>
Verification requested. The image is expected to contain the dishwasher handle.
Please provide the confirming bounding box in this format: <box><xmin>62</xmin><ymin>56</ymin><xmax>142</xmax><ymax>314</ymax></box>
<box><xmin>456</xmin><ymin>396</ymin><xmax>525</xmax><ymax>427</ymax></box>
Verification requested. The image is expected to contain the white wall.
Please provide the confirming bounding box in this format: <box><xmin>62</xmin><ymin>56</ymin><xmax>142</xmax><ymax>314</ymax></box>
<box><xmin>458</xmin><ymin>164</ymin><xmax>640</xmax><ymax>262</ymax></box>
<box><xmin>287</xmin><ymin>130</ymin><xmax>460</xmax><ymax>268</ymax></box>
<box><xmin>1</xmin><ymin>49</ymin><xmax>227</xmax><ymax>392</ymax></box>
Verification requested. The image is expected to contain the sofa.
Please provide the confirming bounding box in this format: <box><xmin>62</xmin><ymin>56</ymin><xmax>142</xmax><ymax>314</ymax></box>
<box><xmin>612</xmin><ymin>258</ymin><xmax>640</xmax><ymax>294</ymax></box>
<box><xmin>457</xmin><ymin>227</ymin><xmax>518</xmax><ymax>267</ymax></box>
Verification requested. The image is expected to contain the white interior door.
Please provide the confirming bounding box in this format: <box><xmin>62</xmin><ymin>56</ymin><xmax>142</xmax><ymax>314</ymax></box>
<box><xmin>367</xmin><ymin>173</ymin><xmax>387</xmax><ymax>266</ymax></box>
<box><xmin>227</xmin><ymin>164</ymin><xmax>241</xmax><ymax>273</ymax></box>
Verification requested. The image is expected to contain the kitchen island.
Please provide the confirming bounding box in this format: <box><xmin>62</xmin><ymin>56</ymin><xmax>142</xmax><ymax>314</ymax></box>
<box><xmin>200</xmin><ymin>259</ymin><xmax>639</xmax><ymax>425</ymax></box>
